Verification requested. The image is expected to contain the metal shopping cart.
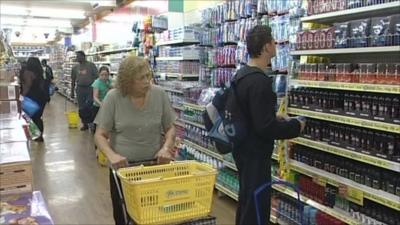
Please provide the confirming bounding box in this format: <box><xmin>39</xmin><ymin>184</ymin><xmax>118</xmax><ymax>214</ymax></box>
<box><xmin>254</xmin><ymin>180</ymin><xmax>304</xmax><ymax>225</ymax></box>
<box><xmin>111</xmin><ymin>160</ymin><xmax>217</xmax><ymax>225</ymax></box>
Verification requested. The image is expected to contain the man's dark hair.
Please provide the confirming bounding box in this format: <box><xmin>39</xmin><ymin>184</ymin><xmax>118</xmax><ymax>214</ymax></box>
<box><xmin>246</xmin><ymin>25</ymin><xmax>273</xmax><ymax>58</ymax></box>
<box><xmin>76</xmin><ymin>50</ymin><xmax>86</xmax><ymax>57</ymax></box>
<box><xmin>41</xmin><ymin>59</ymin><xmax>47</xmax><ymax>65</ymax></box>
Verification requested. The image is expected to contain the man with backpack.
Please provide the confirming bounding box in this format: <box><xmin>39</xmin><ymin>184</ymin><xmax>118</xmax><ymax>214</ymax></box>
<box><xmin>224</xmin><ymin>25</ymin><xmax>305</xmax><ymax>225</ymax></box>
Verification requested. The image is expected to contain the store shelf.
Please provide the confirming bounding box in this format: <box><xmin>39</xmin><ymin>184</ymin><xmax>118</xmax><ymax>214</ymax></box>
<box><xmin>183</xmin><ymin>102</ymin><xmax>205</xmax><ymax>111</ymax></box>
<box><xmin>223</xmin><ymin>160</ymin><xmax>237</xmax><ymax>171</ymax></box>
<box><xmin>291</xmin><ymin>137</ymin><xmax>400</xmax><ymax>172</ymax></box>
<box><xmin>156</xmin><ymin>73</ymin><xmax>199</xmax><ymax>79</ymax></box>
<box><xmin>183</xmin><ymin>140</ymin><xmax>223</xmax><ymax>161</ymax></box>
<box><xmin>215</xmin><ymin>182</ymin><xmax>238</xmax><ymax>201</ymax></box>
<box><xmin>156</xmin><ymin>39</ymin><xmax>199</xmax><ymax>46</ymax></box>
<box><xmin>271</xmin><ymin>178</ymin><xmax>361</xmax><ymax>225</ymax></box>
<box><xmin>272</xmin><ymin>153</ymin><xmax>279</xmax><ymax>161</ymax></box>
<box><xmin>94</xmin><ymin>61</ymin><xmax>111</xmax><ymax>64</ymax></box>
<box><xmin>291</xmin><ymin>46</ymin><xmax>400</xmax><ymax>56</ymax></box>
<box><xmin>181</xmin><ymin>119</ymin><xmax>206</xmax><ymax>129</ymax></box>
<box><xmin>288</xmin><ymin>108</ymin><xmax>400</xmax><ymax>134</ymax></box>
<box><xmin>290</xmin><ymin>160</ymin><xmax>400</xmax><ymax>211</ymax></box>
<box><xmin>174</xmin><ymin>120</ymin><xmax>185</xmax><ymax>127</ymax></box>
<box><xmin>301</xmin><ymin>1</ymin><xmax>400</xmax><ymax>23</ymax></box>
<box><xmin>172</xmin><ymin>105</ymin><xmax>184</xmax><ymax>111</ymax></box>
<box><xmin>57</xmin><ymin>91</ymin><xmax>77</xmax><ymax>104</ymax></box>
<box><xmin>270</xmin><ymin>215</ymin><xmax>277</xmax><ymax>224</ymax></box>
<box><xmin>86</xmin><ymin>47</ymin><xmax>136</xmax><ymax>56</ymax></box>
<box><xmin>291</xmin><ymin>80</ymin><xmax>400</xmax><ymax>94</ymax></box>
<box><xmin>161</xmin><ymin>86</ymin><xmax>184</xmax><ymax>94</ymax></box>
<box><xmin>157</xmin><ymin>56</ymin><xmax>200</xmax><ymax>61</ymax></box>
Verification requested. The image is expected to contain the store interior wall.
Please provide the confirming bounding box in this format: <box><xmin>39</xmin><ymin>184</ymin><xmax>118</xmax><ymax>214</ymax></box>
<box><xmin>183</xmin><ymin>0</ymin><xmax>223</xmax><ymax>25</ymax></box>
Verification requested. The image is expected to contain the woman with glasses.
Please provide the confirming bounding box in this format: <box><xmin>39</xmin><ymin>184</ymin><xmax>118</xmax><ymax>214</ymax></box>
<box><xmin>94</xmin><ymin>56</ymin><xmax>176</xmax><ymax>225</ymax></box>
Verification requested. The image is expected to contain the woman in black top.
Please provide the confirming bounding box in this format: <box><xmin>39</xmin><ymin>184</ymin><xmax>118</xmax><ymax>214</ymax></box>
<box><xmin>21</xmin><ymin>57</ymin><xmax>49</xmax><ymax>142</ymax></box>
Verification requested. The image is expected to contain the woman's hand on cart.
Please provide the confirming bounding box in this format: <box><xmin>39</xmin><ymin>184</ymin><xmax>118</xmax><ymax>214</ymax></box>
<box><xmin>108</xmin><ymin>152</ymin><xmax>128</xmax><ymax>169</ymax></box>
<box><xmin>155</xmin><ymin>147</ymin><xmax>175</xmax><ymax>164</ymax></box>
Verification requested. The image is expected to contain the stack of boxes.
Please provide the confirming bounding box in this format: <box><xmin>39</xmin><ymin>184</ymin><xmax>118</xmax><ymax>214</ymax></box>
<box><xmin>0</xmin><ymin>66</ymin><xmax>54</xmax><ymax>224</ymax></box>
<box><xmin>0</xmin><ymin>80</ymin><xmax>31</xmax><ymax>196</ymax></box>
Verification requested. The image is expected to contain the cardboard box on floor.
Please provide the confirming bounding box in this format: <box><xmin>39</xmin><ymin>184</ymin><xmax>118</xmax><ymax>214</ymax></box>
<box><xmin>0</xmin><ymin>191</ymin><xmax>54</xmax><ymax>225</ymax></box>
<box><xmin>0</xmin><ymin>141</ymin><xmax>32</xmax><ymax>196</ymax></box>
<box><xmin>0</xmin><ymin>83</ymin><xmax>20</xmax><ymax>101</ymax></box>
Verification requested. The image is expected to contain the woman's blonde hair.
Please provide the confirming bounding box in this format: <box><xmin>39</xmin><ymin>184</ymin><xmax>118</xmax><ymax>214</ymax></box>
<box><xmin>117</xmin><ymin>55</ymin><xmax>151</xmax><ymax>96</ymax></box>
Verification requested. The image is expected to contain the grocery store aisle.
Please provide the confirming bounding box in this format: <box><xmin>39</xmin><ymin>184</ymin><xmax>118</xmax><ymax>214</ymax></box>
<box><xmin>30</xmin><ymin>94</ymin><xmax>236</xmax><ymax>225</ymax></box>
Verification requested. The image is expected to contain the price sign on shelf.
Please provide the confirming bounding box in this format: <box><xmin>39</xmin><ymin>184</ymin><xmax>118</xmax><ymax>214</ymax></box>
<box><xmin>313</xmin><ymin>176</ymin><xmax>327</xmax><ymax>187</ymax></box>
<box><xmin>346</xmin><ymin>186</ymin><xmax>364</xmax><ymax>206</ymax></box>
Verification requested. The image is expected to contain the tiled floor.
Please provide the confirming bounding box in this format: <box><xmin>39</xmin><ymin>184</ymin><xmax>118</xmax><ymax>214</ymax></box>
<box><xmin>30</xmin><ymin>94</ymin><xmax>237</xmax><ymax>225</ymax></box>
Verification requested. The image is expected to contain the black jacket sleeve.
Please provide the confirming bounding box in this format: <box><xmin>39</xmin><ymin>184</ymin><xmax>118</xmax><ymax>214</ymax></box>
<box><xmin>247</xmin><ymin>77</ymin><xmax>301</xmax><ymax>140</ymax></box>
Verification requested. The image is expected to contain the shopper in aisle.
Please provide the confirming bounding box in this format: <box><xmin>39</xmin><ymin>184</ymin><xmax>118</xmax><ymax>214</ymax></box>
<box><xmin>71</xmin><ymin>50</ymin><xmax>98</xmax><ymax>131</ymax></box>
<box><xmin>94</xmin><ymin>55</ymin><xmax>176</xmax><ymax>225</ymax></box>
<box><xmin>41</xmin><ymin>59</ymin><xmax>54</xmax><ymax>102</ymax></box>
<box><xmin>91</xmin><ymin>66</ymin><xmax>112</xmax><ymax>131</ymax></box>
<box><xmin>20</xmin><ymin>57</ymin><xmax>50</xmax><ymax>142</ymax></box>
<box><xmin>232</xmin><ymin>25</ymin><xmax>305</xmax><ymax>225</ymax></box>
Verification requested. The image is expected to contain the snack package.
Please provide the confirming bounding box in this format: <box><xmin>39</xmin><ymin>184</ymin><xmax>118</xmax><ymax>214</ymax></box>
<box><xmin>370</xmin><ymin>16</ymin><xmax>390</xmax><ymax>47</ymax></box>
<box><xmin>307</xmin><ymin>30</ymin><xmax>315</xmax><ymax>50</ymax></box>
<box><xmin>389</xmin><ymin>14</ymin><xmax>400</xmax><ymax>46</ymax></box>
<box><xmin>334</xmin><ymin>22</ymin><xmax>350</xmax><ymax>48</ymax></box>
<box><xmin>347</xmin><ymin>0</ymin><xmax>363</xmax><ymax>9</ymax></box>
<box><xmin>0</xmin><ymin>191</ymin><xmax>54</xmax><ymax>225</ymax></box>
<box><xmin>350</xmin><ymin>19</ymin><xmax>370</xmax><ymax>48</ymax></box>
<box><xmin>313</xmin><ymin>30</ymin><xmax>321</xmax><ymax>49</ymax></box>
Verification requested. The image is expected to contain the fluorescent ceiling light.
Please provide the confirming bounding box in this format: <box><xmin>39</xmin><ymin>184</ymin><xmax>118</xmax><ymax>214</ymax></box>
<box><xmin>0</xmin><ymin>5</ymin><xmax>86</xmax><ymax>19</ymax></box>
<box><xmin>1</xmin><ymin>17</ymin><xmax>72</xmax><ymax>28</ymax></box>
<box><xmin>103</xmin><ymin>14</ymin><xmax>143</xmax><ymax>23</ymax></box>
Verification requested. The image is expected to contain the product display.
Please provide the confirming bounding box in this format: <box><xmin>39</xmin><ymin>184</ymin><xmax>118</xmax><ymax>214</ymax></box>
<box><xmin>297</xmin><ymin>62</ymin><xmax>400</xmax><ymax>85</ymax></box>
<box><xmin>292</xmin><ymin>145</ymin><xmax>400</xmax><ymax>195</ymax></box>
<box><xmin>289</xmin><ymin>88</ymin><xmax>400</xmax><ymax>124</ymax></box>
<box><xmin>296</xmin><ymin>14</ymin><xmax>400</xmax><ymax>50</ymax></box>
<box><xmin>0</xmin><ymin>191</ymin><xmax>54</xmax><ymax>225</ymax></box>
<box><xmin>301</xmin><ymin>118</ymin><xmax>400</xmax><ymax>161</ymax></box>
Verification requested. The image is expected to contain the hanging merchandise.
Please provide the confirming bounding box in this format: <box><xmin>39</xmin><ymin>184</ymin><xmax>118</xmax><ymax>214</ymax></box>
<box><xmin>211</xmin><ymin>68</ymin><xmax>236</xmax><ymax>88</ymax></box>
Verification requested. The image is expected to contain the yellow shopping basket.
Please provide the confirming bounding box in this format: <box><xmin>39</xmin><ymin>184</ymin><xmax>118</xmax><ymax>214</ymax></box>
<box><xmin>64</xmin><ymin>96</ymin><xmax>79</xmax><ymax>128</ymax></box>
<box><xmin>96</xmin><ymin>149</ymin><xmax>108</xmax><ymax>167</ymax></box>
<box><xmin>66</xmin><ymin>111</ymin><xmax>79</xmax><ymax>128</ymax></box>
<box><xmin>116</xmin><ymin>161</ymin><xmax>217</xmax><ymax>225</ymax></box>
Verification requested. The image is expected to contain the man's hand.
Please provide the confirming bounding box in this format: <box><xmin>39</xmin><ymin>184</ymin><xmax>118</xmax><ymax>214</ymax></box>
<box><xmin>276</xmin><ymin>113</ymin><xmax>290</xmax><ymax>121</ymax></box>
<box><xmin>296</xmin><ymin>118</ymin><xmax>306</xmax><ymax>132</ymax></box>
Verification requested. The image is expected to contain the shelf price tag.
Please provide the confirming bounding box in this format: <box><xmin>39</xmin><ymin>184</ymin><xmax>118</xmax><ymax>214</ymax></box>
<box><xmin>364</xmin><ymin>192</ymin><xmax>400</xmax><ymax>211</ymax></box>
<box><xmin>346</xmin><ymin>186</ymin><xmax>364</xmax><ymax>206</ymax></box>
<box><xmin>313</xmin><ymin>176</ymin><xmax>327</xmax><ymax>187</ymax></box>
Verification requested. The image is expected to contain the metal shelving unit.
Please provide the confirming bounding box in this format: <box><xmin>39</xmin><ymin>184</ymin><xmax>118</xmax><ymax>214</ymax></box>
<box><xmin>291</xmin><ymin>46</ymin><xmax>400</xmax><ymax>56</ymax></box>
<box><xmin>156</xmin><ymin>39</ymin><xmax>199</xmax><ymax>46</ymax></box>
<box><xmin>291</xmin><ymin>137</ymin><xmax>400</xmax><ymax>172</ymax></box>
<box><xmin>289</xmin><ymin>2</ymin><xmax>400</xmax><ymax>223</ymax></box>
<box><xmin>301</xmin><ymin>1</ymin><xmax>400</xmax><ymax>23</ymax></box>
<box><xmin>291</xmin><ymin>80</ymin><xmax>400</xmax><ymax>94</ymax></box>
<box><xmin>290</xmin><ymin>160</ymin><xmax>400</xmax><ymax>211</ymax></box>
